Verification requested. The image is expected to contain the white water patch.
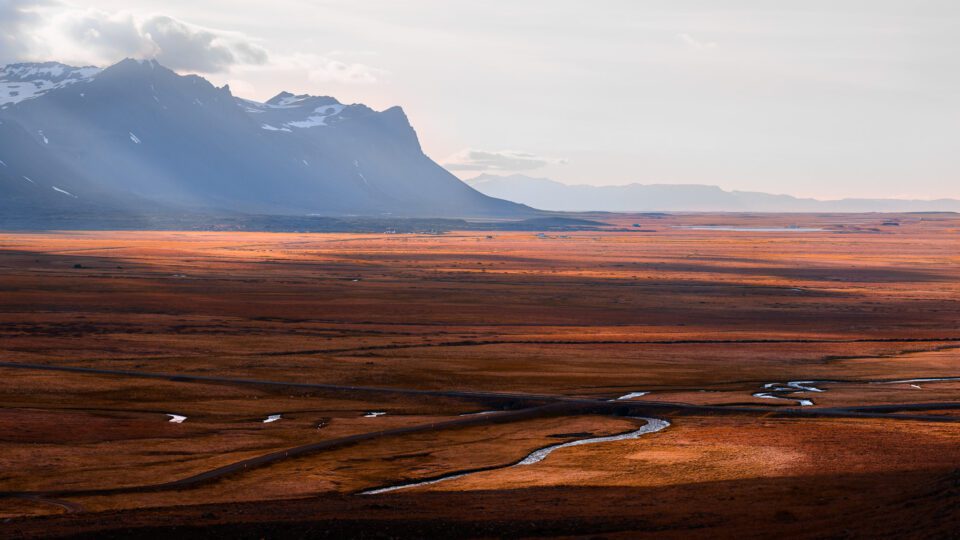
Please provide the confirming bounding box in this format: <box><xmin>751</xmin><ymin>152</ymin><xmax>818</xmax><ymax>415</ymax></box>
<box><xmin>38</xmin><ymin>130</ymin><xmax>48</xmax><ymax>144</ymax></box>
<box><xmin>458</xmin><ymin>410</ymin><xmax>500</xmax><ymax>417</ymax></box>
<box><xmin>0</xmin><ymin>159</ymin><xmax>6</xmax><ymax>166</ymax></box>
<box><xmin>364</xmin><ymin>411</ymin><xmax>387</xmax><ymax>418</ymax></box>
<box><xmin>22</xmin><ymin>176</ymin><xmax>34</xmax><ymax>183</ymax></box>
<box><xmin>753</xmin><ymin>392</ymin><xmax>813</xmax><ymax>407</ymax></box>
<box><xmin>129</xmin><ymin>132</ymin><xmax>141</xmax><ymax>144</ymax></box>
<box><xmin>876</xmin><ymin>377</ymin><xmax>960</xmax><ymax>385</ymax></box>
<box><xmin>166</xmin><ymin>414</ymin><xmax>187</xmax><ymax>423</ymax></box>
<box><xmin>613</xmin><ymin>391</ymin><xmax>649</xmax><ymax>401</ymax></box>
<box><xmin>263</xmin><ymin>414</ymin><xmax>282</xmax><ymax>423</ymax></box>
<box><xmin>361</xmin><ymin>417</ymin><xmax>669</xmax><ymax>496</ymax></box>
<box><xmin>786</xmin><ymin>381</ymin><xmax>825</xmax><ymax>393</ymax></box>
<box><xmin>758</xmin><ymin>376</ymin><xmax>960</xmax><ymax>404</ymax></box>
<box><xmin>757</xmin><ymin>380</ymin><xmax>830</xmax><ymax>406</ymax></box>
<box><xmin>261</xmin><ymin>124</ymin><xmax>292</xmax><ymax>132</ymax></box>
<box><xmin>52</xmin><ymin>186</ymin><xmax>77</xmax><ymax>198</ymax></box>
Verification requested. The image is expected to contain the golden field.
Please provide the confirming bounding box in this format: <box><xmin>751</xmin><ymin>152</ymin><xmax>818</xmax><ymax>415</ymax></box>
<box><xmin>2</xmin><ymin>212</ymin><xmax>959</xmax><ymax>538</ymax></box>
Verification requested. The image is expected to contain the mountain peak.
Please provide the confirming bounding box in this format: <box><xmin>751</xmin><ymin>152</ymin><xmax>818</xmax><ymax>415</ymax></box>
<box><xmin>266</xmin><ymin>91</ymin><xmax>295</xmax><ymax>105</ymax></box>
<box><xmin>103</xmin><ymin>58</ymin><xmax>168</xmax><ymax>76</ymax></box>
<box><xmin>264</xmin><ymin>91</ymin><xmax>341</xmax><ymax>108</ymax></box>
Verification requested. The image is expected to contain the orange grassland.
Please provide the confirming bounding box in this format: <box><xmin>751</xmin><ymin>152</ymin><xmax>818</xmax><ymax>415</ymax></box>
<box><xmin>2</xmin><ymin>212</ymin><xmax>960</xmax><ymax>538</ymax></box>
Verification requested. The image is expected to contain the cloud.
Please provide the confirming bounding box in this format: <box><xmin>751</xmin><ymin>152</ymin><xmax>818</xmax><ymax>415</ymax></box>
<box><xmin>444</xmin><ymin>149</ymin><xmax>566</xmax><ymax>172</ymax></box>
<box><xmin>677</xmin><ymin>33</ymin><xmax>717</xmax><ymax>50</ymax></box>
<box><xmin>59</xmin><ymin>10</ymin><xmax>158</xmax><ymax>62</ymax></box>
<box><xmin>1</xmin><ymin>2</ymin><xmax>384</xmax><ymax>87</ymax></box>
<box><xmin>5</xmin><ymin>3</ymin><xmax>269</xmax><ymax>73</ymax></box>
<box><xmin>0</xmin><ymin>0</ymin><xmax>47</xmax><ymax>64</ymax></box>
<box><xmin>257</xmin><ymin>52</ymin><xmax>384</xmax><ymax>85</ymax></box>
<box><xmin>308</xmin><ymin>57</ymin><xmax>383</xmax><ymax>84</ymax></box>
<box><xmin>140</xmin><ymin>15</ymin><xmax>268</xmax><ymax>72</ymax></box>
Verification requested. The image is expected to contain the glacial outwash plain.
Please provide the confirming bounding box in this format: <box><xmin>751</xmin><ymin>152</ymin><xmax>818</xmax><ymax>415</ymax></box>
<box><xmin>2</xmin><ymin>212</ymin><xmax>960</xmax><ymax>538</ymax></box>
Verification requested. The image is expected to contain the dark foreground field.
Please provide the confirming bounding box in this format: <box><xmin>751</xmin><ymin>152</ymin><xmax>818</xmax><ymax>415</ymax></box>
<box><xmin>2</xmin><ymin>212</ymin><xmax>959</xmax><ymax>538</ymax></box>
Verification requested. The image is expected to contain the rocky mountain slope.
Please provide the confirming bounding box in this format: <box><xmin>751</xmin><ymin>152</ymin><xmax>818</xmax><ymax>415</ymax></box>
<box><xmin>0</xmin><ymin>59</ymin><xmax>530</xmax><ymax>227</ymax></box>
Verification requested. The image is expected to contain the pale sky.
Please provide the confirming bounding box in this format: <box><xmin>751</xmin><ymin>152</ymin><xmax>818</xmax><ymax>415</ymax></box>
<box><xmin>4</xmin><ymin>1</ymin><xmax>959</xmax><ymax>199</ymax></box>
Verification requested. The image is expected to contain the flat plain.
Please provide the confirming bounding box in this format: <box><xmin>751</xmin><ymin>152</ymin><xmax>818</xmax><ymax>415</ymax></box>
<box><xmin>2</xmin><ymin>212</ymin><xmax>960</xmax><ymax>538</ymax></box>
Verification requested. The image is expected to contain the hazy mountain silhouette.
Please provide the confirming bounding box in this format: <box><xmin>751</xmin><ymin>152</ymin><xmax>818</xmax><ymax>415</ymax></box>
<box><xmin>0</xmin><ymin>59</ymin><xmax>530</xmax><ymax>226</ymax></box>
<box><xmin>467</xmin><ymin>174</ymin><xmax>960</xmax><ymax>213</ymax></box>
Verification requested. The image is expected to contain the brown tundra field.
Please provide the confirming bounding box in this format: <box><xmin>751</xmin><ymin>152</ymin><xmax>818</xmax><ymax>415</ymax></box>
<box><xmin>2</xmin><ymin>212</ymin><xmax>960</xmax><ymax>538</ymax></box>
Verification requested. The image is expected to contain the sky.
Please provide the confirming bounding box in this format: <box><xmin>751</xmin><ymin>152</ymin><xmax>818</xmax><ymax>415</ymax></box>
<box><xmin>3</xmin><ymin>0</ymin><xmax>959</xmax><ymax>199</ymax></box>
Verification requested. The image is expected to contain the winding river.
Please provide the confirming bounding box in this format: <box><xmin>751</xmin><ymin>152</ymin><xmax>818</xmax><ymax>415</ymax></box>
<box><xmin>361</xmin><ymin>416</ymin><xmax>669</xmax><ymax>495</ymax></box>
<box><xmin>516</xmin><ymin>417</ymin><xmax>669</xmax><ymax>465</ymax></box>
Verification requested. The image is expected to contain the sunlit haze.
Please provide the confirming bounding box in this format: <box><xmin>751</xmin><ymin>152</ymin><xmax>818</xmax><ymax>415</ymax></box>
<box><xmin>4</xmin><ymin>0</ymin><xmax>958</xmax><ymax>199</ymax></box>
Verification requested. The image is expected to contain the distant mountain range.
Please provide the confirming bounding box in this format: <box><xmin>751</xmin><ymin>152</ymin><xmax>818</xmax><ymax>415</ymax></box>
<box><xmin>0</xmin><ymin>59</ymin><xmax>529</xmax><ymax>228</ymax></box>
<box><xmin>467</xmin><ymin>174</ymin><xmax>960</xmax><ymax>213</ymax></box>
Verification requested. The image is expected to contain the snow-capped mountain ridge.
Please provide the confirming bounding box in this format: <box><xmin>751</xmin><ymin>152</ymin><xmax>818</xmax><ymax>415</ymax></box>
<box><xmin>0</xmin><ymin>58</ymin><xmax>528</xmax><ymax>224</ymax></box>
<box><xmin>0</xmin><ymin>61</ymin><xmax>101</xmax><ymax>106</ymax></box>
<box><xmin>0</xmin><ymin>61</ymin><xmax>100</xmax><ymax>82</ymax></box>
<box><xmin>1</xmin><ymin>59</ymin><xmax>381</xmax><ymax>130</ymax></box>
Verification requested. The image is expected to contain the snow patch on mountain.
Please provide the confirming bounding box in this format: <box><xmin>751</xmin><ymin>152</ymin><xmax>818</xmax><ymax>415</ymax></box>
<box><xmin>52</xmin><ymin>186</ymin><xmax>77</xmax><ymax>198</ymax></box>
<box><xmin>244</xmin><ymin>92</ymin><xmax>349</xmax><ymax>131</ymax></box>
<box><xmin>0</xmin><ymin>62</ymin><xmax>101</xmax><ymax>106</ymax></box>
<box><xmin>286</xmin><ymin>104</ymin><xmax>346</xmax><ymax>128</ymax></box>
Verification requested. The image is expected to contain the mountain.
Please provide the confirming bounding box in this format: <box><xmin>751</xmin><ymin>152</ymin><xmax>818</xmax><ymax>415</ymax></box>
<box><xmin>0</xmin><ymin>62</ymin><xmax>102</xmax><ymax>103</ymax></box>
<box><xmin>467</xmin><ymin>174</ymin><xmax>960</xmax><ymax>213</ymax></box>
<box><xmin>0</xmin><ymin>59</ymin><xmax>530</xmax><ymax>227</ymax></box>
